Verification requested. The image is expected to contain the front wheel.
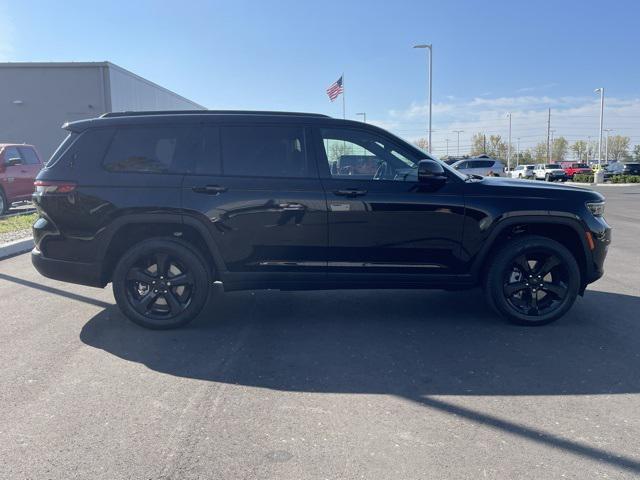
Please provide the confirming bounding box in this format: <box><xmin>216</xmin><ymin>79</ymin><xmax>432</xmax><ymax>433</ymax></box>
<box><xmin>0</xmin><ymin>188</ymin><xmax>7</xmax><ymax>215</ymax></box>
<box><xmin>484</xmin><ymin>235</ymin><xmax>580</xmax><ymax>326</ymax></box>
<box><xmin>113</xmin><ymin>238</ymin><xmax>211</xmax><ymax>329</ymax></box>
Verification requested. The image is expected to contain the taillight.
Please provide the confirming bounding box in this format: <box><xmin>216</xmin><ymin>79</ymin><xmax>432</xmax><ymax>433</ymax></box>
<box><xmin>34</xmin><ymin>180</ymin><xmax>76</xmax><ymax>193</ymax></box>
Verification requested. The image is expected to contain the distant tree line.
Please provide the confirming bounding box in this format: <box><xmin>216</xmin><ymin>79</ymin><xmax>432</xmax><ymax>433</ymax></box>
<box><xmin>421</xmin><ymin>133</ymin><xmax>640</xmax><ymax>164</ymax></box>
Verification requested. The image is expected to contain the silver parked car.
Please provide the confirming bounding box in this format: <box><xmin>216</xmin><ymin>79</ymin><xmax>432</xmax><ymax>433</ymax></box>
<box><xmin>510</xmin><ymin>164</ymin><xmax>535</xmax><ymax>179</ymax></box>
<box><xmin>451</xmin><ymin>158</ymin><xmax>505</xmax><ymax>177</ymax></box>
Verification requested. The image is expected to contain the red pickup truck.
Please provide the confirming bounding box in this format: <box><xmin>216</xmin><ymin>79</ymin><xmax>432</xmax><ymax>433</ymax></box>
<box><xmin>0</xmin><ymin>143</ymin><xmax>43</xmax><ymax>214</ymax></box>
<box><xmin>563</xmin><ymin>162</ymin><xmax>593</xmax><ymax>179</ymax></box>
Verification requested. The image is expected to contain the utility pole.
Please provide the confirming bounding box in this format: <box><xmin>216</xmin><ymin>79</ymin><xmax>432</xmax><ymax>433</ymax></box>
<box><xmin>594</xmin><ymin>88</ymin><xmax>605</xmax><ymax>167</ymax></box>
<box><xmin>516</xmin><ymin>137</ymin><xmax>520</xmax><ymax>164</ymax></box>
<box><xmin>452</xmin><ymin>130</ymin><xmax>463</xmax><ymax>156</ymax></box>
<box><xmin>356</xmin><ymin>112</ymin><xmax>367</xmax><ymax>123</ymax></box>
<box><xmin>546</xmin><ymin>108</ymin><xmax>551</xmax><ymax>164</ymax></box>
<box><xmin>506</xmin><ymin>112</ymin><xmax>512</xmax><ymax>171</ymax></box>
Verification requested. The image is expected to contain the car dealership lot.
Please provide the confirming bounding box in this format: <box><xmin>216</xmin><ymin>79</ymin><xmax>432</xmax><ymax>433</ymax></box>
<box><xmin>0</xmin><ymin>186</ymin><xmax>639</xmax><ymax>479</ymax></box>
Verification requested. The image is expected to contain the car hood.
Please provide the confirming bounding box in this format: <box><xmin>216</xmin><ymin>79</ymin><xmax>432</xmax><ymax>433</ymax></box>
<box><xmin>467</xmin><ymin>176</ymin><xmax>604</xmax><ymax>201</ymax></box>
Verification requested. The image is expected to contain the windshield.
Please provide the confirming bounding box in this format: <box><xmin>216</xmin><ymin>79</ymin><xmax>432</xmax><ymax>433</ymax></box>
<box><xmin>547</xmin><ymin>164</ymin><xmax>562</xmax><ymax>169</ymax></box>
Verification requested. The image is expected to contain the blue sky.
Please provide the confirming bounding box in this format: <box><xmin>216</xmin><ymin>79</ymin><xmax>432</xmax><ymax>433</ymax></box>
<box><xmin>2</xmin><ymin>0</ymin><xmax>640</xmax><ymax>156</ymax></box>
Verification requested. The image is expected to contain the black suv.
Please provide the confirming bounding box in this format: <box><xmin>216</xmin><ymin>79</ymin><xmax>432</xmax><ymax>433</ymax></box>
<box><xmin>32</xmin><ymin>111</ymin><xmax>611</xmax><ymax>329</ymax></box>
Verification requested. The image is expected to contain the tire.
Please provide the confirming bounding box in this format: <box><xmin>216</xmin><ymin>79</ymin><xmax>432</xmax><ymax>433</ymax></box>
<box><xmin>484</xmin><ymin>235</ymin><xmax>580</xmax><ymax>326</ymax></box>
<box><xmin>112</xmin><ymin>238</ymin><xmax>211</xmax><ymax>329</ymax></box>
<box><xmin>518</xmin><ymin>174</ymin><xmax>523</xmax><ymax>179</ymax></box>
<box><xmin>545</xmin><ymin>173</ymin><xmax>551</xmax><ymax>182</ymax></box>
<box><xmin>0</xmin><ymin>188</ymin><xmax>7</xmax><ymax>215</ymax></box>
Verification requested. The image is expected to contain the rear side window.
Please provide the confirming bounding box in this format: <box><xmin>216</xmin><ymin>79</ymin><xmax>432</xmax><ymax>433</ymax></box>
<box><xmin>18</xmin><ymin>147</ymin><xmax>40</xmax><ymax>165</ymax></box>
<box><xmin>103</xmin><ymin>125</ymin><xmax>198</xmax><ymax>174</ymax></box>
<box><xmin>194</xmin><ymin>125</ymin><xmax>222</xmax><ymax>175</ymax></box>
<box><xmin>221</xmin><ymin>125</ymin><xmax>308</xmax><ymax>178</ymax></box>
<box><xmin>46</xmin><ymin>133</ymin><xmax>78</xmax><ymax>167</ymax></box>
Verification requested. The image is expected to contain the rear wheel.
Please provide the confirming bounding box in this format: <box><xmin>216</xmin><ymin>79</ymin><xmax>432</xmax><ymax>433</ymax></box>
<box><xmin>485</xmin><ymin>235</ymin><xmax>580</xmax><ymax>326</ymax></box>
<box><xmin>112</xmin><ymin>238</ymin><xmax>211</xmax><ymax>329</ymax></box>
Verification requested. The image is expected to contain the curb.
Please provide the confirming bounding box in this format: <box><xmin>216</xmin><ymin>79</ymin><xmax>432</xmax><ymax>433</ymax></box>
<box><xmin>566</xmin><ymin>182</ymin><xmax>640</xmax><ymax>187</ymax></box>
<box><xmin>0</xmin><ymin>237</ymin><xmax>34</xmax><ymax>260</ymax></box>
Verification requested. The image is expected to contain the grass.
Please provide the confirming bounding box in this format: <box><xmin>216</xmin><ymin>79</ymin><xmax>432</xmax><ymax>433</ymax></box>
<box><xmin>0</xmin><ymin>213</ymin><xmax>38</xmax><ymax>234</ymax></box>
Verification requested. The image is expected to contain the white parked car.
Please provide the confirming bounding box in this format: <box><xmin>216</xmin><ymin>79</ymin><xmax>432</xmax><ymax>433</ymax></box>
<box><xmin>451</xmin><ymin>158</ymin><xmax>505</xmax><ymax>177</ymax></box>
<box><xmin>510</xmin><ymin>164</ymin><xmax>535</xmax><ymax>179</ymax></box>
<box><xmin>533</xmin><ymin>163</ymin><xmax>567</xmax><ymax>182</ymax></box>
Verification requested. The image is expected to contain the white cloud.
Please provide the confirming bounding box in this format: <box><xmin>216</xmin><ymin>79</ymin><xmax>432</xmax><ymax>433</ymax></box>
<box><xmin>370</xmin><ymin>94</ymin><xmax>640</xmax><ymax>158</ymax></box>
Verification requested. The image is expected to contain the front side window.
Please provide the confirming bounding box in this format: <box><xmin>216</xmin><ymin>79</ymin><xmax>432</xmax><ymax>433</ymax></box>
<box><xmin>320</xmin><ymin>128</ymin><xmax>421</xmax><ymax>181</ymax></box>
<box><xmin>221</xmin><ymin>125</ymin><xmax>308</xmax><ymax>178</ymax></box>
<box><xmin>2</xmin><ymin>146</ymin><xmax>22</xmax><ymax>164</ymax></box>
<box><xmin>103</xmin><ymin>125</ymin><xmax>198</xmax><ymax>174</ymax></box>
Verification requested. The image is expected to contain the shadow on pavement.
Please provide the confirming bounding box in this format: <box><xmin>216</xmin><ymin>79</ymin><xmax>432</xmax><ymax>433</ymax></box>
<box><xmin>80</xmin><ymin>288</ymin><xmax>640</xmax><ymax>473</ymax></box>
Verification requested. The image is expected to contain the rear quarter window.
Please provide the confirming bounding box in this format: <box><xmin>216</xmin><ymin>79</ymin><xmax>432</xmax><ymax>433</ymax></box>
<box><xmin>103</xmin><ymin>125</ymin><xmax>199</xmax><ymax>174</ymax></box>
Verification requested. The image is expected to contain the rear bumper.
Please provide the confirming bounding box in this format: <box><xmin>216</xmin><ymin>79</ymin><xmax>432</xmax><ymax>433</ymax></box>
<box><xmin>31</xmin><ymin>248</ymin><xmax>105</xmax><ymax>288</ymax></box>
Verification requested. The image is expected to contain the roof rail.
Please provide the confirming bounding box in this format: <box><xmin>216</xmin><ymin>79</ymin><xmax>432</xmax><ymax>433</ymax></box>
<box><xmin>100</xmin><ymin>110</ymin><xmax>330</xmax><ymax>118</ymax></box>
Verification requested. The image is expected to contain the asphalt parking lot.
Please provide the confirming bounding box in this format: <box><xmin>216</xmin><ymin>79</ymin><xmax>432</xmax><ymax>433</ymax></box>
<box><xmin>1</xmin><ymin>185</ymin><xmax>639</xmax><ymax>479</ymax></box>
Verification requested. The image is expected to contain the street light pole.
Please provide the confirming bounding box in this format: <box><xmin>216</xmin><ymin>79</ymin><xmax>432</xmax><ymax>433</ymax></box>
<box><xmin>604</xmin><ymin>128</ymin><xmax>613</xmax><ymax>162</ymax></box>
<box><xmin>356</xmin><ymin>112</ymin><xmax>367</xmax><ymax>123</ymax></box>
<box><xmin>413</xmin><ymin>44</ymin><xmax>432</xmax><ymax>153</ymax></box>
<box><xmin>516</xmin><ymin>137</ymin><xmax>520</xmax><ymax>164</ymax></box>
<box><xmin>594</xmin><ymin>87</ymin><xmax>605</xmax><ymax>167</ymax></box>
<box><xmin>506</xmin><ymin>112</ymin><xmax>512</xmax><ymax>171</ymax></box>
<box><xmin>452</xmin><ymin>130</ymin><xmax>463</xmax><ymax>156</ymax></box>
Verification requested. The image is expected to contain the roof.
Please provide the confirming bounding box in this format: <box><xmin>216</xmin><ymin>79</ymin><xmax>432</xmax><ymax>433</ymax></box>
<box><xmin>63</xmin><ymin>110</ymin><xmax>337</xmax><ymax>132</ymax></box>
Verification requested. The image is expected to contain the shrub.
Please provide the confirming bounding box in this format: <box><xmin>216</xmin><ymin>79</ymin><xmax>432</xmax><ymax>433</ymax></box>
<box><xmin>573</xmin><ymin>174</ymin><xmax>594</xmax><ymax>183</ymax></box>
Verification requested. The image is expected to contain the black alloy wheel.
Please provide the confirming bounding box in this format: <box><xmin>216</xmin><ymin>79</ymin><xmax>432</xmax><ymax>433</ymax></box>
<box><xmin>113</xmin><ymin>238</ymin><xmax>210</xmax><ymax>329</ymax></box>
<box><xmin>485</xmin><ymin>235</ymin><xmax>580</xmax><ymax>325</ymax></box>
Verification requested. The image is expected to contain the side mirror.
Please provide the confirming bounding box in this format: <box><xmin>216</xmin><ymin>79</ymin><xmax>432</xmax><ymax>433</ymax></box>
<box><xmin>5</xmin><ymin>157</ymin><xmax>22</xmax><ymax>167</ymax></box>
<box><xmin>418</xmin><ymin>159</ymin><xmax>446</xmax><ymax>183</ymax></box>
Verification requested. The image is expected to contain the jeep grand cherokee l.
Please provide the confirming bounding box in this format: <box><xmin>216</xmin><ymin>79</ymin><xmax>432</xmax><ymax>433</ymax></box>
<box><xmin>31</xmin><ymin>111</ymin><xmax>611</xmax><ymax>329</ymax></box>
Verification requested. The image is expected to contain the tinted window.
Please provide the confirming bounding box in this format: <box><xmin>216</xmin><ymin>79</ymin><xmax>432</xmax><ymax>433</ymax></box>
<box><xmin>195</xmin><ymin>125</ymin><xmax>222</xmax><ymax>175</ymax></box>
<box><xmin>46</xmin><ymin>133</ymin><xmax>78</xmax><ymax>167</ymax></box>
<box><xmin>221</xmin><ymin>125</ymin><xmax>308</xmax><ymax>177</ymax></box>
<box><xmin>19</xmin><ymin>147</ymin><xmax>40</xmax><ymax>165</ymax></box>
<box><xmin>547</xmin><ymin>164</ymin><xmax>562</xmax><ymax>169</ymax></box>
<box><xmin>104</xmin><ymin>125</ymin><xmax>198</xmax><ymax>174</ymax></box>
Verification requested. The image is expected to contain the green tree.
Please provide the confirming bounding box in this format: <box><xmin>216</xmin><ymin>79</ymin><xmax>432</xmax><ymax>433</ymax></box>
<box><xmin>606</xmin><ymin>135</ymin><xmax>630</xmax><ymax>161</ymax></box>
<box><xmin>571</xmin><ymin>140</ymin><xmax>588</xmax><ymax>161</ymax></box>
<box><xmin>470</xmin><ymin>133</ymin><xmax>487</xmax><ymax>156</ymax></box>
<box><xmin>532</xmin><ymin>142</ymin><xmax>548</xmax><ymax>163</ymax></box>
<box><xmin>552</xmin><ymin>137</ymin><xmax>569</xmax><ymax>162</ymax></box>
<box><xmin>633</xmin><ymin>144</ymin><xmax>640</xmax><ymax>161</ymax></box>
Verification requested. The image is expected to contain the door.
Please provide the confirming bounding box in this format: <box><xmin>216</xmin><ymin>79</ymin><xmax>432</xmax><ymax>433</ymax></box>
<box><xmin>18</xmin><ymin>146</ymin><xmax>43</xmax><ymax>195</ymax></box>
<box><xmin>314</xmin><ymin>126</ymin><xmax>466</xmax><ymax>277</ymax></box>
<box><xmin>1</xmin><ymin>146</ymin><xmax>31</xmax><ymax>201</ymax></box>
<box><xmin>181</xmin><ymin>123</ymin><xmax>327</xmax><ymax>275</ymax></box>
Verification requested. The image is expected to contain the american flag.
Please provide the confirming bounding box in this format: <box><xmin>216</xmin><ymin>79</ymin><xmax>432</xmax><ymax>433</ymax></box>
<box><xmin>326</xmin><ymin>75</ymin><xmax>344</xmax><ymax>102</ymax></box>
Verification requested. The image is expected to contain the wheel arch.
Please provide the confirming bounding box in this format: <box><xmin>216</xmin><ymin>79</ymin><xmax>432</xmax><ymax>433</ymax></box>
<box><xmin>99</xmin><ymin>214</ymin><xmax>226</xmax><ymax>284</ymax></box>
<box><xmin>472</xmin><ymin>215</ymin><xmax>590</xmax><ymax>288</ymax></box>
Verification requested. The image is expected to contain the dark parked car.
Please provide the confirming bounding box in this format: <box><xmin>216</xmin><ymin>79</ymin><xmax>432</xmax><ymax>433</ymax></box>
<box><xmin>32</xmin><ymin>111</ymin><xmax>611</xmax><ymax>329</ymax></box>
<box><xmin>0</xmin><ymin>143</ymin><xmax>43</xmax><ymax>214</ymax></box>
<box><xmin>602</xmin><ymin>162</ymin><xmax>640</xmax><ymax>180</ymax></box>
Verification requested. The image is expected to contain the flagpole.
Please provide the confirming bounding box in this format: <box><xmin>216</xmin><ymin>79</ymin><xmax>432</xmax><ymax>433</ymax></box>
<box><xmin>342</xmin><ymin>73</ymin><xmax>345</xmax><ymax>119</ymax></box>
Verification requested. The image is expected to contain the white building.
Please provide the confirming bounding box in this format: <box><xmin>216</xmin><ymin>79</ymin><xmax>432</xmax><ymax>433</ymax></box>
<box><xmin>0</xmin><ymin>61</ymin><xmax>205</xmax><ymax>159</ymax></box>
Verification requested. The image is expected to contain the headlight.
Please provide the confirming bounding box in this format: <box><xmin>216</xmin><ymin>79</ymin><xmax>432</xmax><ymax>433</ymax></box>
<box><xmin>586</xmin><ymin>201</ymin><xmax>605</xmax><ymax>217</ymax></box>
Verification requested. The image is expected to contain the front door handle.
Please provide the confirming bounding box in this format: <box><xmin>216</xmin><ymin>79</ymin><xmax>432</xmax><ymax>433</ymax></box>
<box><xmin>192</xmin><ymin>185</ymin><xmax>228</xmax><ymax>195</ymax></box>
<box><xmin>334</xmin><ymin>189</ymin><xmax>368</xmax><ymax>197</ymax></box>
<box><xmin>278</xmin><ymin>202</ymin><xmax>306</xmax><ymax>211</ymax></box>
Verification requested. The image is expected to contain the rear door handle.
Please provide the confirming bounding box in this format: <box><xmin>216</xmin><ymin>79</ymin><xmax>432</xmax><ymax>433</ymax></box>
<box><xmin>334</xmin><ymin>189</ymin><xmax>367</xmax><ymax>197</ymax></box>
<box><xmin>192</xmin><ymin>185</ymin><xmax>228</xmax><ymax>195</ymax></box>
